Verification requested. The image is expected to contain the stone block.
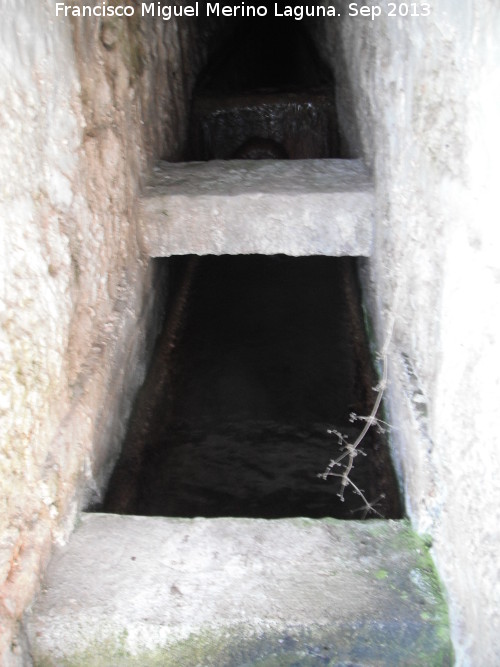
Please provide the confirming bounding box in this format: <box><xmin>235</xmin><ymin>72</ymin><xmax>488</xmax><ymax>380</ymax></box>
<box><xmin>138</xmin><ymin>159</ymin><xmax>374</xmax><ymax>257</ymax></box>
<box><xmin>26</xmin><ymin>514</ymin><xmax>452</xmax><ymax>666</ymax></box>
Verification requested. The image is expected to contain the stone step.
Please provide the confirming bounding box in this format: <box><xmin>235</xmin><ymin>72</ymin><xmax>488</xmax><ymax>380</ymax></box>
<box><xmin>25</xmin><ymin>514</ymin><xmax>453</xmax><ymax>666</ymax></box>
<box><xmin>138</xmin><ymin>159</ymin><xmax>374</xmax><ymax>257</ymax></box>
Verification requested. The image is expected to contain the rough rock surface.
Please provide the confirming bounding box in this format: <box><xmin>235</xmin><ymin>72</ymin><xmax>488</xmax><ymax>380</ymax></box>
<box><xmin>139</xmin><ymin>159</ymin><xmax>374</xmax><ymax>256</ymax></box>
<box><xmin>311</xmin><ymin>2</ymin><xmax>500</xmax><ymax>664</ymax></box>
<box><xmin>0</xmin><ymin>5</ymin><xmax>203</xmax><ymax>662</ymax></box>
<box><xmin>26</xmin><ymin>514</ymin><xmax>452</xmax><ymax>666</ymax></box>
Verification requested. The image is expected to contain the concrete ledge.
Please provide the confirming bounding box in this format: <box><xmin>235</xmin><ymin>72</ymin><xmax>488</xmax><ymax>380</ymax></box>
<box><xmin>26</xmin><ymin>514</ymin><xmax>452</xmax><ymax>666</ymax></box>
<box><xmin>138</xmin><ymin>159</ymin><xmax>374</xmax><ymax>256</ymax></box>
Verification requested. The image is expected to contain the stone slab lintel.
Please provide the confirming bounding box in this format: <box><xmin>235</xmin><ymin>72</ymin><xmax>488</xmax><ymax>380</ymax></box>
<box><xmin>138</xmin><ymin>159</ymin><xmax>375</xmax><ymax>257</ymax></box>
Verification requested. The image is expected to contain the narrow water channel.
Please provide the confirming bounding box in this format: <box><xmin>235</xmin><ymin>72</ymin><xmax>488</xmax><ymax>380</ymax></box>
<box><xmin>103</xmin><ymin>255</ymin><xmax>402</xmax><ymax>519</ymax></box>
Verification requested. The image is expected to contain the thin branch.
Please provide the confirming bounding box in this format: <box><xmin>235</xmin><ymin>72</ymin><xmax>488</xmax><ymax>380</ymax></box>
<box><xmin>319</xmin><ymin>317</ymin><xmax>395</xmax><ymax>509</ymax></box>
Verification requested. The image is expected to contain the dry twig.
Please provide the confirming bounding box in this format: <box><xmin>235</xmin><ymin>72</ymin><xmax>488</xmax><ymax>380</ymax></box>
<box><xmin>319</xmin><ymin>318</ymin><xmax>394</xmax><ymax>517</ymax></box>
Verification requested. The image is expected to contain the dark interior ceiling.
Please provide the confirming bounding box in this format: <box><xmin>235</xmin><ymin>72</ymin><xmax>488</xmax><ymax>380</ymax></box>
<box><xmin>195</xmin><ymin>1</ymin><xmax>333</xmax><ymax>93</ymax></box>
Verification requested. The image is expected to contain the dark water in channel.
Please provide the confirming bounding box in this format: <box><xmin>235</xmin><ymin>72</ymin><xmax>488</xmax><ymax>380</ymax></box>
<box><xmin>103</xmin><ymin>256</ymin><xmax>401</xmax><ymax>519</ymax></box>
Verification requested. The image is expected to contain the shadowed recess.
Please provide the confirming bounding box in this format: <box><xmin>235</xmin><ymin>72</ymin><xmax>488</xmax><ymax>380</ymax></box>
<box><xmin>103</xmin><ymin>256</ymin><xmax>402</xmax><ymax>519</ymax></box>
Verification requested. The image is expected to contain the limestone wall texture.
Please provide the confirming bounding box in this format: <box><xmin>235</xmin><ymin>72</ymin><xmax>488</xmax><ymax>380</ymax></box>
<box><xmin>0</xmin><ymin>2</ymin><xmax>203</xmax><ymax>662</ymax></box>
<box><xmin>312</xmin><ymin>1</ymin><xmax>500</xmax><ymax>664</ymax></box>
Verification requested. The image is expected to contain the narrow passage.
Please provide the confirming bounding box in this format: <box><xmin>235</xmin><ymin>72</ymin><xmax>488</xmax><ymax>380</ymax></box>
<box><xmin>104</xmin><ymin>255</ymin><xmax>401</xmax><ymax>519</ymax></box>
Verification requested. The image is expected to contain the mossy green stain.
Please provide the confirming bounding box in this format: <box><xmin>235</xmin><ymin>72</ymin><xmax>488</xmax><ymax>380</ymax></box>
<box><xmin>393</xmin><ymin>525</ymin><xmax>454</xmax><ymax>663</ymax></box>
<box><xmin>375</xmin><ymin>568</ymin><xmax>389</xmax><ymax>580</ymax></box>
<box><xmin>32</xmin><ymin>521</ymin><xmax>453</xmax><ymax>666</ymax></box>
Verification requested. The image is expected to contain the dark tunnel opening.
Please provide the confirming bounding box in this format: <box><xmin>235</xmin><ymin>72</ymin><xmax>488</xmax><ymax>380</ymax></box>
<box><xmin>103</xmin><ymin>255</ymin><xmax>402</xmax><ymax>520</ymax></box>
<box><xmin>196</xmin><ymin>14</ymin><xmax>332</xmax><ymax>94</ymax></box>
<box><xmin>189</xmin><ymin>5</ymin><xmax>342</xmax><ymax>160</ymax></box>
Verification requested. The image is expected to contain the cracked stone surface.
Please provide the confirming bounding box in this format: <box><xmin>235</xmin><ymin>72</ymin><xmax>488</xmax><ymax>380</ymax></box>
<box><xmin>26</xmin><ymin>514</ymin><xmax>452</xmax><ymax>666</ymax></box>
<box><xmin>138</xmin><ymin>159</ymin><xmax>374</xmax><ymax>257</ymax></box>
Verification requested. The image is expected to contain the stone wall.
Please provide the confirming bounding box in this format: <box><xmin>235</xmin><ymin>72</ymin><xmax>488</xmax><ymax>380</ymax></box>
<box><xmin>0</xmin><ymin>2</ymin><xmax>203</xmax><ymax>661</ymax></box>
<box><xmin>311</xmin><ymin>2</ymin><xmax>500</xmax><ymax>664</ymax></box>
